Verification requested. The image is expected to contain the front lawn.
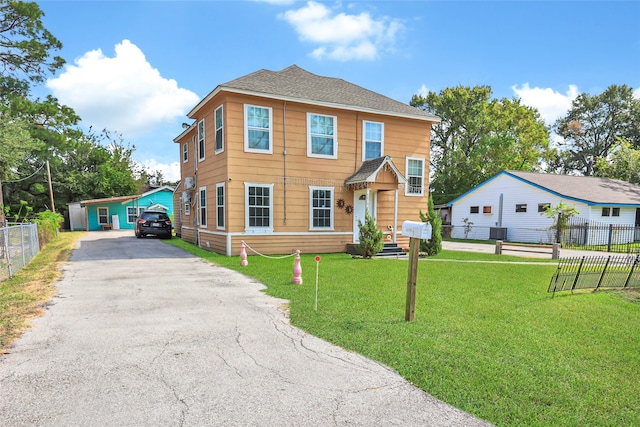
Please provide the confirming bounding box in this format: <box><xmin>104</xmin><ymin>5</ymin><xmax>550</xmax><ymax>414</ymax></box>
<box><xmin>167</xmin><ymin>240</ymin><xmax>640</xmax><ymax>427</ymax></box>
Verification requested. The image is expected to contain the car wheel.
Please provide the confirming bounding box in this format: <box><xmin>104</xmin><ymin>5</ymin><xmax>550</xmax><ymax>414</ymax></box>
<box><xmin>137</xmin><ymin>233</ymin><xmax>143</xmax><ymax>238</ymax></box>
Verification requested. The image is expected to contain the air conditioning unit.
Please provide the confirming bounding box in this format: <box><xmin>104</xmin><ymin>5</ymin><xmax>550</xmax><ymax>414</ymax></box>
<box><xmin>184</xmin><ymin>176</ymin><xmax>195</xmax><ymax>190</ymax></box>
<box><xmin>181</xmin><ymin>192</ymin><xmax>191</xmax><ymax>203</ymax></box>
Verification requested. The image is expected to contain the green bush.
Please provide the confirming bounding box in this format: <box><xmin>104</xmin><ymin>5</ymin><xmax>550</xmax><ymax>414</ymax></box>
<box><xmin>357</xmin><ymin>212</ymin><xmax>383</xmax><ymax>258</ymax></box>
<box><xmin>419</xmin><ymin>195</ymin><xmax>442</xmax><ymax>256</ymax></box>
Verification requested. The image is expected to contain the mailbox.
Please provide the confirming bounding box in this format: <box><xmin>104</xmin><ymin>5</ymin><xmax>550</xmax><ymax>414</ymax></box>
<box><xmin>401</xmin><ymin>221</ymin><xmax>432</xmax><ymax>240</ymax></box>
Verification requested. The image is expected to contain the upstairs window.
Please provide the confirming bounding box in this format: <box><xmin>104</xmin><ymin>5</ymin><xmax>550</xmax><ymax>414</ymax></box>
<box><xmin>405</xmin><ymin>157</ymin><xmax>425</xmax><ymax>196</ymax></box>
<box><xmin>308</xmin><ymin>113</ymin><xmax>337</xmax><ymax>158</ymax></box>
<box><xmin>612</xmin><ymin>207</ymin><xmax>620</xmax><ymax>217</ymax></box>
<box><xmin>245</xmin><ymin>105</ymin><xmax>272</xmax><ymax>153</ymax></box>
<box><xmin>602</xmin><ymin>207</ymin><xmax>610</xmax><ymax>217</ymax></box>
<box><xmin>483</xmin><ymin>206</ymin><xmax>492</xmax><ymax>214</ymax></box>
<box><xmin>198</xmin><ymin>119</ymin><xmax>205</xmax><ymax>161</ymax></box>
<box><xmin>183</xmin><ymin>142</ymin><xmax>188</xmax><ymax>162</ymax></box>
<box><xmin>363</xmin><ymin>121</ymin><xmax>383</xmax><ymax>160</ymax></box>
<box><xmin>470</xmin><ymin>206</ymin><xmax>479</xmax><ymax>214</ymax></box>
<box><xmin>538</xmin><ymin>203</ymin><xmax>550</xmax><ymax>213</ymax></box>
<box><xmin>215</xmin><ymin>105</ymin><xmax>224</xmax><ymax>153</ymax></box>
<box><xmin>516</xmin><ymin>204</ymin><xmax>527</xmax><ymax>213</ymax></box>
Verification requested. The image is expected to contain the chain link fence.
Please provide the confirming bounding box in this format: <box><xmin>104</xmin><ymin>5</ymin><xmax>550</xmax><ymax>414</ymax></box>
<box><xmin>0</xmin><ymin>223</ymin><xmax>40</xmax><ymax>282</ymax></box>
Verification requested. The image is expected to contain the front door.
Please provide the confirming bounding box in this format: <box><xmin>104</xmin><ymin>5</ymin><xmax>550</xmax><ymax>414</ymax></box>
<box><xmin>353</xmin><ymin>190</ymin><xmax>377</xmax><ymax>242</ymax></box>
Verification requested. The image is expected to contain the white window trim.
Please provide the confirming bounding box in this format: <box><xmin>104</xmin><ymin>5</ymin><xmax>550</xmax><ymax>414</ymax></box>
<box><xmin>198</xmin><ymin>119</ymin><xmax>205</xmax><ymax>162</ymax></box>
<box><xmin>309</xmin><ymin>186</ymin><xmax>334</xmax><ymax>231</ymax></box>
<box><xmin>183</xmin><ymin>142</ymin><xmax>188</xmax><ymax>163</ymax></box>
<box><xmin>126</xmin><ymin>206</ymin><xmax>144</xmax><ymax>224</ymax></box>
<box><xmin>216</xmin><ymin>182</ymin><xmax>225</xmax><ymax>230</ymax></box>
<box><xmin>362</xmin><ymin>121</ymin><xmax>384</xmax><ymax>161</ymax></box>
<box><xmin>244</xmin><ymin>182</ymin><xmax>274</xmax><ymax>233</ymax></box>
<box><xmin>97</xmin><ymin>207</ymin><xmax>109</xmax><ymax>225</ymax></box>
<box><xmin>215</xmin><ymin>105</ymin><xmax>224</xmax><ymax>154</ymax></box>
<box><xmin>244</xmin><ymin>104</ymin><xmax>273</xmax><ymax>154</ymax></box>
<box><xmin>405</xmin><ymin>157</ymin><xmax>425</xmax><ymax>196</ymax></box>
<box><xmin>199</xmin><ymin>186</ymin><xmax>207</xmax><ymax>228</ymax></box>
<box><xmin>307</xmin><ymin>112</ymin><xmax>338</xmax><ymax>159</ymax></box>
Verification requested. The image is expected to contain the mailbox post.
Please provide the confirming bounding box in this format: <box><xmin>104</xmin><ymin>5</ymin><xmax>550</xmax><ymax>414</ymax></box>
<box><xmin>401</xmin><ymin>221</ymin><xmax>432</xmax><ymax>321</ymax></box>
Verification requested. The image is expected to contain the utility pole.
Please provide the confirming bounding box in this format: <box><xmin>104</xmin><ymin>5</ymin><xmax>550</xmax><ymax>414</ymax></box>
<box><xmin>46</xmin><ymin>160</ymin><xmax>55</xmax><ymax>212</ymax></box>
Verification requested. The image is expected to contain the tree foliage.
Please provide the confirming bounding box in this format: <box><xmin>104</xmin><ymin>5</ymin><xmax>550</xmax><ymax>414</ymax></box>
<box><xmin>0</xmin><ymin>0</ymin><xmax>64</xmax><ymax>83</ymax></box>
<box><xmin>554</xmin><ymin>84</ymin><xmax>640</xmax><ymax>176</ymax></box>
<box><xmin>594</xmin><ymin>138</ymin><xmax>640</xmax><ymax>184</ymax></box>
<box><xmin>0</xmin><ymin>1</ymin><xmax>145</xmax><ymax>218</ymax></box>
<box><xmin>419</xmin><ymin>195</ymin><xmax>442</xmax><ymax>256</ymax></box>
<box><xmin>411</xmin><ymin>85</ymin><xmax>551</xmax><ymax>204</ymax></box>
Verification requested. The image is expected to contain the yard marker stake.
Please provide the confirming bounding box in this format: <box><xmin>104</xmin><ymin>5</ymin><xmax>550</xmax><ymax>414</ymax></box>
<box><xmin>240</xmin><ymin>241</ymin><xmax>248</xmax><ymax>266</ymax></box>
<box><xmin>314</xmin><ymin>256</ymin><xmax>320</xmax><ymax>311</ymax></box>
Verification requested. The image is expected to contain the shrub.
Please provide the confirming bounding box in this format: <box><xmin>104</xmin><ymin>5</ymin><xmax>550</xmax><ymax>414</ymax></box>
<box><xmin>419</xmin><ymin>195</ymin><xmax>442</xmax><ymax>256</ymax></box>
<box><xmin>357</xmin><ymin>212</ymin><xmax>383</xmax><ymax>258</ymax></box>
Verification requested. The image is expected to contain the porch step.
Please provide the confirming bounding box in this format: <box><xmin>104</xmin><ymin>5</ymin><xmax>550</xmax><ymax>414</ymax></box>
<box><xmin>345</xmin><ymin>242</ymin><xmax>406</xmax><ymax>257</ymax></box>
<box><xmin>376</xmin><ymin>243</ymin><xmax>405</xmax><ymax>257</ymax></box>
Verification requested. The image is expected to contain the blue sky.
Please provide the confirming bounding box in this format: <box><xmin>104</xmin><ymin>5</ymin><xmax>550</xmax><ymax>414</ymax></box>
<box><xmin>37</xmin><ymin>0</ymin><xmax>640</xmax><ymax>181</ymax></box>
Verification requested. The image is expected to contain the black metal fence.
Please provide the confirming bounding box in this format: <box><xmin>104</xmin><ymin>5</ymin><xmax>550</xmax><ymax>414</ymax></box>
<box><xmin>443</xmin><ymin>219</ymin><xmax>640</xmax><ymax>254</ymax></box>
<box><xmin>548</xmin><ymin>255</ymin><xmax>640</xmax><ymax>293</ymax></box>
<box><xmin>561</xmin><ymin>218</ymin><xmax>640</xmax><ymax>254</ymax></box>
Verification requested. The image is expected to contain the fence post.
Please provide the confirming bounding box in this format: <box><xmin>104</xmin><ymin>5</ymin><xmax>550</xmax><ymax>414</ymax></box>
<box><xmin>571</xmin><ymin>256</ymin><xmax>586</xmax><ymax>292</ymax></box>
<box><xmin>623</xmin><ymin>254</ymin><xmax>640</xmax><ymax>288</ymax></box>
<box><xmin>552</xmin><ymin>243</ymin><xmax>560</xmax><ymax>259</ymax></box>
<box><xmin>595</xmin><ymin>256</ymin><xmax>611</xmax><ymax>291</ymax></box>
<box><xmin>607</xmin><ymin>224</ymin><xmax>613</xmax><ymax>252</ymax></box>
<box><xmin>495</xmin><ymin>240</ymin><xmax>503</xmax><ymax>255</ymax></box>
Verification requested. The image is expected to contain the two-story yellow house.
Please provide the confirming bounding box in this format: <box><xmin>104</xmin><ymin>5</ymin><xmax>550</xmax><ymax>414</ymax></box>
<box><xmin>173</xmin><ymin>65</ymin><xmax>439</xmax><ymax>256</ymax></box>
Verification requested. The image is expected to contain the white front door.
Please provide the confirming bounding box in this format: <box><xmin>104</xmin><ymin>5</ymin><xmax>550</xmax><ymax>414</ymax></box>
<box><xmin>353</xmin><ymin>190</ymin><xmax>377</xmax><ymax>242</ymax></box>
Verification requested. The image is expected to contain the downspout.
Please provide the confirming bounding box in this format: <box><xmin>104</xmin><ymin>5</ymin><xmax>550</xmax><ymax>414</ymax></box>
<box><xmin>283</xmin><ymin>101</ymin><xmax>287</xmax><ymax>225</ymax></box>
<box><xmin>498</xmin><ymin>193</ymin><xmax>503</xmax><ymax>227</ymax></box>
<box><xmin>194</xmin><ymin>135</ymin><xmax>199</xmax><ymax>246</ymax></box>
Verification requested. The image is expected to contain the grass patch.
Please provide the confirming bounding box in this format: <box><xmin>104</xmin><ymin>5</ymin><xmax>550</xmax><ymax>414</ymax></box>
<box><xmin>166</xmin><ymin>239</ymin><xmax>640</xmax><ymax>426</ymax></box>
<box><xmin>0</xmin><ymin>231</ymin><xmax>84</xmax><ymax>353</ymax></box>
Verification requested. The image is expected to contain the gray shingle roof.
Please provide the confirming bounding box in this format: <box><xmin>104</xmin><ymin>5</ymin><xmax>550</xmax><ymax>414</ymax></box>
<box><xmin>190</xmin><ymin>65</ymin><xmax>439</xmax><ymax>122</ymax></box>
<box><xmin>506</xmin><ymin>171</ymin><xmax>640</xmax><ymax>205</ymax></box>
<box><xmin>345</xmin><ymin>156</ymin><xmax>406</xmax><ymax>185</ymax></box>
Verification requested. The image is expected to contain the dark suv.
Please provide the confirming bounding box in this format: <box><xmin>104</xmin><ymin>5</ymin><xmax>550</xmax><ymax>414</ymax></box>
<box><xmin>135</xmin><ymin>210</ymin><xmax>172</xmax><ymax>239</ymax></box>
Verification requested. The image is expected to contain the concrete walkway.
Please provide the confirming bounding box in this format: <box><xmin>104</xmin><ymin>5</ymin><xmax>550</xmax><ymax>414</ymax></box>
<box><xmin>1</xmin><ymin>231</ymin><xmax>491</xmax><ymax>426</ymax></box>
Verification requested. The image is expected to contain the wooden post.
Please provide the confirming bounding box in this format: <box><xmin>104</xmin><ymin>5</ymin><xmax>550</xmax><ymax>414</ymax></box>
<box><xmin>552</xmin><ymin>243</ymin><xmax>560</xmax><ymax>259</ymax></box>
<box><xmin>495</xmin><ymin>240</ymin><xmax>503</xmax><ymax>255</ymax></box>
<box><xmin>405</xmin><ymin>237</ymin><xmax>420</xmax><ymax>321</ymax></box>
<box><xmin>46</xmin><ymin>160</ymin><xmax>55</xmax><ymax>212</ymax></box>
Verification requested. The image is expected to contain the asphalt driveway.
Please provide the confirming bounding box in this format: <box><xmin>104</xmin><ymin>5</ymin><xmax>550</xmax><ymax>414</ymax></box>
<box><xmin>0</xmin><ymin>231</ymin><xmax>491</xmax><ymax>426</ymax></box>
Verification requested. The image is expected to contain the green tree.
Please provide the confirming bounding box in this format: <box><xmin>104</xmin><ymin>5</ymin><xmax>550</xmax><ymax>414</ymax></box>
<box><xmin>554</xmin><ymin>84</ymin><xmax>640</xmax><ymax>176</ymax></box>
<box><xmin>542</xmin><ymin>202</ymin><xmax>580</xmax><ymax>243</ymax></box>
<box><xmin>419</xmin><ymin>195</ymin><xmax>442</xmax><ymax>256</ymax></box>
<box><xmin>594</xmin><ymin>138</ymin><xmax>640</xmax><ymax>184</ymax></box>
<box><xmin>411</xmin><ymin>85</ymin><xmax>551</xmax><ymax>205</ymax></box>
<box><xmin>357</xmin><ymin>212</ymin><xmax>383</xmax><ymax>259</ymax></box>
<box><xmin>0</xmin><ymin>0</ymin><xmax>64</xmax><ymax>83</ymax></box>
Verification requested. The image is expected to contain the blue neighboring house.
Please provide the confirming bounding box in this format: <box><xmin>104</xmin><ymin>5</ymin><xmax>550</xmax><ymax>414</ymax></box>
<box><xmin>70</xmin><ymin>186</ymin><xmax>175</xmax><ymax>231</ymax></box>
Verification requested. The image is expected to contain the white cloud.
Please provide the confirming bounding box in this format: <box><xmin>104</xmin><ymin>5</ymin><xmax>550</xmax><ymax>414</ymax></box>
<box><xmin>416</xmin><ymin>84</ymin><xmax>429</xmax><ymax>97</ymax></box>
<box><xmin>46</xmin><ymin>40</ymin><xmax>199</xmax><ymax>136</ymax></box>
<box><xmin>511</xmin><ymin>83</ymin><xmax>579</xmax><ymax>125</ymax></box>
<box><xmin>138</xmin><ymin>159</ymin><xmax>181</xmax><ymax>183</ymax></box>
<box><xmin>279</xmin><ymin>1</ymin><xmax>403</xmax><ymax>61</ymax></box>
<box><xmin>634</xmin><ymin>87</ymin><xmax>640</xmax><ymax>99</ymax></box>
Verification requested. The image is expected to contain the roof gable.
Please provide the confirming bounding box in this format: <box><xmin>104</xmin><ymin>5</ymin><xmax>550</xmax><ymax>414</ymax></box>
<box><xmin>345</xmin><ymin>156</ymin><xmax>406</xmax><ymax>187</ymax></box>
<box><xmin>188</xmin><ymin>65</ymin><xmax>439</xmax><ymax>122</ymax></box>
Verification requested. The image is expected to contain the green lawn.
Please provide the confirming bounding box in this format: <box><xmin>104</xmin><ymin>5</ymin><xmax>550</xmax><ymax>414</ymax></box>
<box><xmin>166</xmin><ymin>240</ymin><xmax>640</xmax><ymax>427</ymax></box>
